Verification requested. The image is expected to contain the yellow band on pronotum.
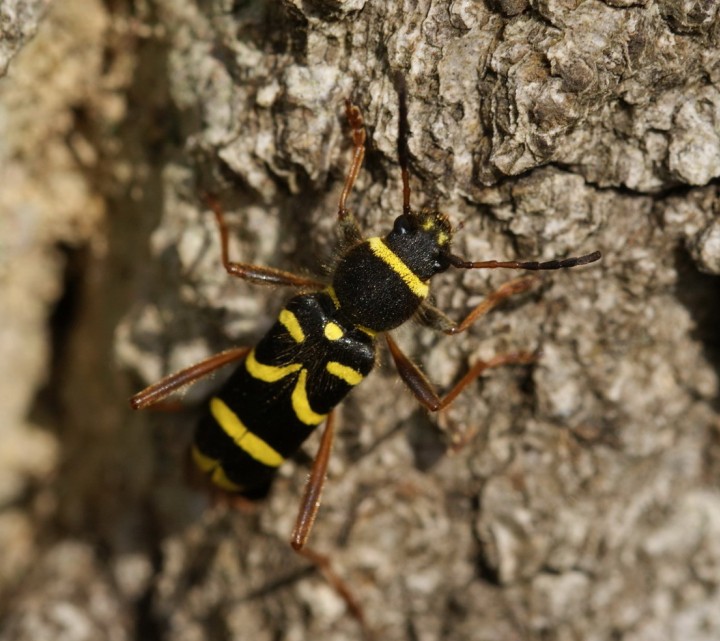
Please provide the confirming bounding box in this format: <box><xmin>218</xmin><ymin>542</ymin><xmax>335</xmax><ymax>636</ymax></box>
<box><xmin>367</xmin><ymin>237</ymin><xmax>429</xmax><ymax>298</ymax></box>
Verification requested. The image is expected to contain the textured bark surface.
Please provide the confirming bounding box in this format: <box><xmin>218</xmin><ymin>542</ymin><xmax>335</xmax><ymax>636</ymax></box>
<box><xmin>1</xmin><ymin>0</ymin><xmax>720</xmax><ymax>640</ymax></box>
<box><xmin>0</xmin><ymin>0</ymin><xmax>49</xmax><ymax>76</ymax></box>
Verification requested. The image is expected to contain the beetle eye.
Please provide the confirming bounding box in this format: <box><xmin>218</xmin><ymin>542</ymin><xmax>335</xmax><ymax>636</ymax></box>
<box><xmin>392</xmin><ymin>215</ymin><xmax>413</xmax><ymax>235</ymax></box>
<box><xmin>434</xmin><ymin>252</ymin><xmax>450</xmax><ymax>272</ymax></box>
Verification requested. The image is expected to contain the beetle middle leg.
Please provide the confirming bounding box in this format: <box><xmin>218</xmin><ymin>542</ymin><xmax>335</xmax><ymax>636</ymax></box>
<box><xmin>383</xmin><ymin>277</ymin><xmax>542</xmax><ymax>440</ymax></box>
<box><xmin>386</xmin><ymin>334</ymin><xmax>535</xmax><ymax>414</ymax></box>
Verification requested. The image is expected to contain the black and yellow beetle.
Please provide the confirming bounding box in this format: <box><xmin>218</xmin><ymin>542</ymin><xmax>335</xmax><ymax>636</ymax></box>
<box><xmin>131</xmin><ymin>80</ymin><xmax>600</xmax><ymax>561</ymax></box>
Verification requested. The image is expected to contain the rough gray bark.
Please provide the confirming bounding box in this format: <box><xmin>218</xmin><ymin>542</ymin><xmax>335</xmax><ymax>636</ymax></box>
<box><xmin>1</xmin><ymin>0</ymin><xmax>720</xmax><ymax>640</ymax></box>
<box><xmin>0</xmin><ymin>0</ymin><xmax>49</xmax><ymax>76</ymax></box>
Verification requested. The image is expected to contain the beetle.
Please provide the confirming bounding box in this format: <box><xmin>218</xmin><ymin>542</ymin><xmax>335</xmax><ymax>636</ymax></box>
<box><xmin>130</xmin><ymin>79</ymin><xmax>600</xmax><ymax>597</ymax></box>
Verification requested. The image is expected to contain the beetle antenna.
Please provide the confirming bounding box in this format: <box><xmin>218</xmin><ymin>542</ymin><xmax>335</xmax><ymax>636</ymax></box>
<box><xmin>449</xmin><ymin>250</ymin><xmax>602</xmax><ymax>271</ymax></box>
<box><xmin>394</xmin><ymin>73</ymin><xmax>412</xmax><ymax>215</ymax></box>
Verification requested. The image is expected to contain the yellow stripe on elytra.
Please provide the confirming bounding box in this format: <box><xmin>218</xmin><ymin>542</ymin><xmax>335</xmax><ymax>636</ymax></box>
<box><xmin>326</xmin><ymin>361</ymin><xmax>363</xmax><ymax>386</ymax></box>
<box><xmin>291</xmin><ymin>369</ymin><xmax>327</xmax><ymax>425</ymax></box>
<box><xmin>190</xmin><ymin>445</ymin><xmax>244</xmax><ymax>492</ymax></box>
<box><xmin>279</xmin><ymin>308</ymin><xmax>305</xmax><ymax>343</ymax></box>
<box><xmin>245</xmin><ymin>349</ymin><xmax>302</xmax><ymax>383</ymax></box>
<box><xmin>367</xmin><ymin>237</ymin><xmax>429</xmax><ymax>299</ymax></box>
<box><xmin>324</xmin><ymin>322</ymin><xmax>344</xmax><ymax>341</ymax></box>
<box><xmin>211</xmin><ymin>466</ymin><xmax>244</xmax><ymax>491</ymax></box>
<box><xmin>210</xmin><ymin>397</ymin><xmax>284</xmax><ymax>468</ymax></box>
<box><xmin>191</xmin><ymin>444</ymin><xmax>216</xmax><ymax>473</ymax></box>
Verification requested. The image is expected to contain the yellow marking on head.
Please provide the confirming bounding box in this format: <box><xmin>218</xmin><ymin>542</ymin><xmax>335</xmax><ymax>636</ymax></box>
<box><xmin>210</xmin><ymin>397</ymin><xmax>284</xmax><ymax>468</ymax></box>
<box><xmin>437</xmin><ymin>231</ymin><xmax>448</xmax><ymax>246</ymax></box>
<box><xmin>325</xmin><ymin>286</ymin><xmax>340</xmax><ymax>309</ymax></box>
<box><xmin>422</xmin><ymin>219</ymin><xmax>434</xmax><ymax>231</ymax></box>
<box><xmin>324</xmin><ymin>322</ymin><xmax>344</xmax><ymax>341</ymax></box>
<box><xmin>245</xmin><ymin>349</ymin><xmax>302</xmax><ymax>383</ymax></box>
<box><xmin>291</xmin><ymin>369</ymin><xmax>327</xmax><ymax>425</ymax></box>
<box><xmin>279</xmin><ymin>309</ymin><xmax>305</xmax><ymax>343</ymax></box>
<box><xmin>367</xmin><ymin>237</ymin><xmax>429</xmax><ymax>299</ymax></box>
<box><xmin>191</xmin><ymin>445</ymin><xmax>245</xmax><ymax>492</ymax></box>
<box><xmin>326</xmin><ymin>361</ymin><xmax>363</xmax><ymax>386</ymax></box>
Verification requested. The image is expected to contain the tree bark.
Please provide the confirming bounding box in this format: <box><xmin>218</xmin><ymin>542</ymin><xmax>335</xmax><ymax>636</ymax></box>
<box><xmin>1</xmin><ymin>0</ymin><xmax>720</xmax><ymax>640</ymax></box>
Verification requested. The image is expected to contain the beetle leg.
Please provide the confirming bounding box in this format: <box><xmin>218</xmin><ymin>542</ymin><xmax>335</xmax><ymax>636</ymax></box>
<box><xmin>130</xmin><ymin>347</ymin><xmax>250</xmax><ymax>410</ymax></box>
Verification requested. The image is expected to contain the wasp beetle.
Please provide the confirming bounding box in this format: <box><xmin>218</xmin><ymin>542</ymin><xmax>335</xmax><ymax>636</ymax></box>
<box><xmin>130</xmin><ymin>78</ymin><xmax>601</xmax><ymax>622</ymax></box>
